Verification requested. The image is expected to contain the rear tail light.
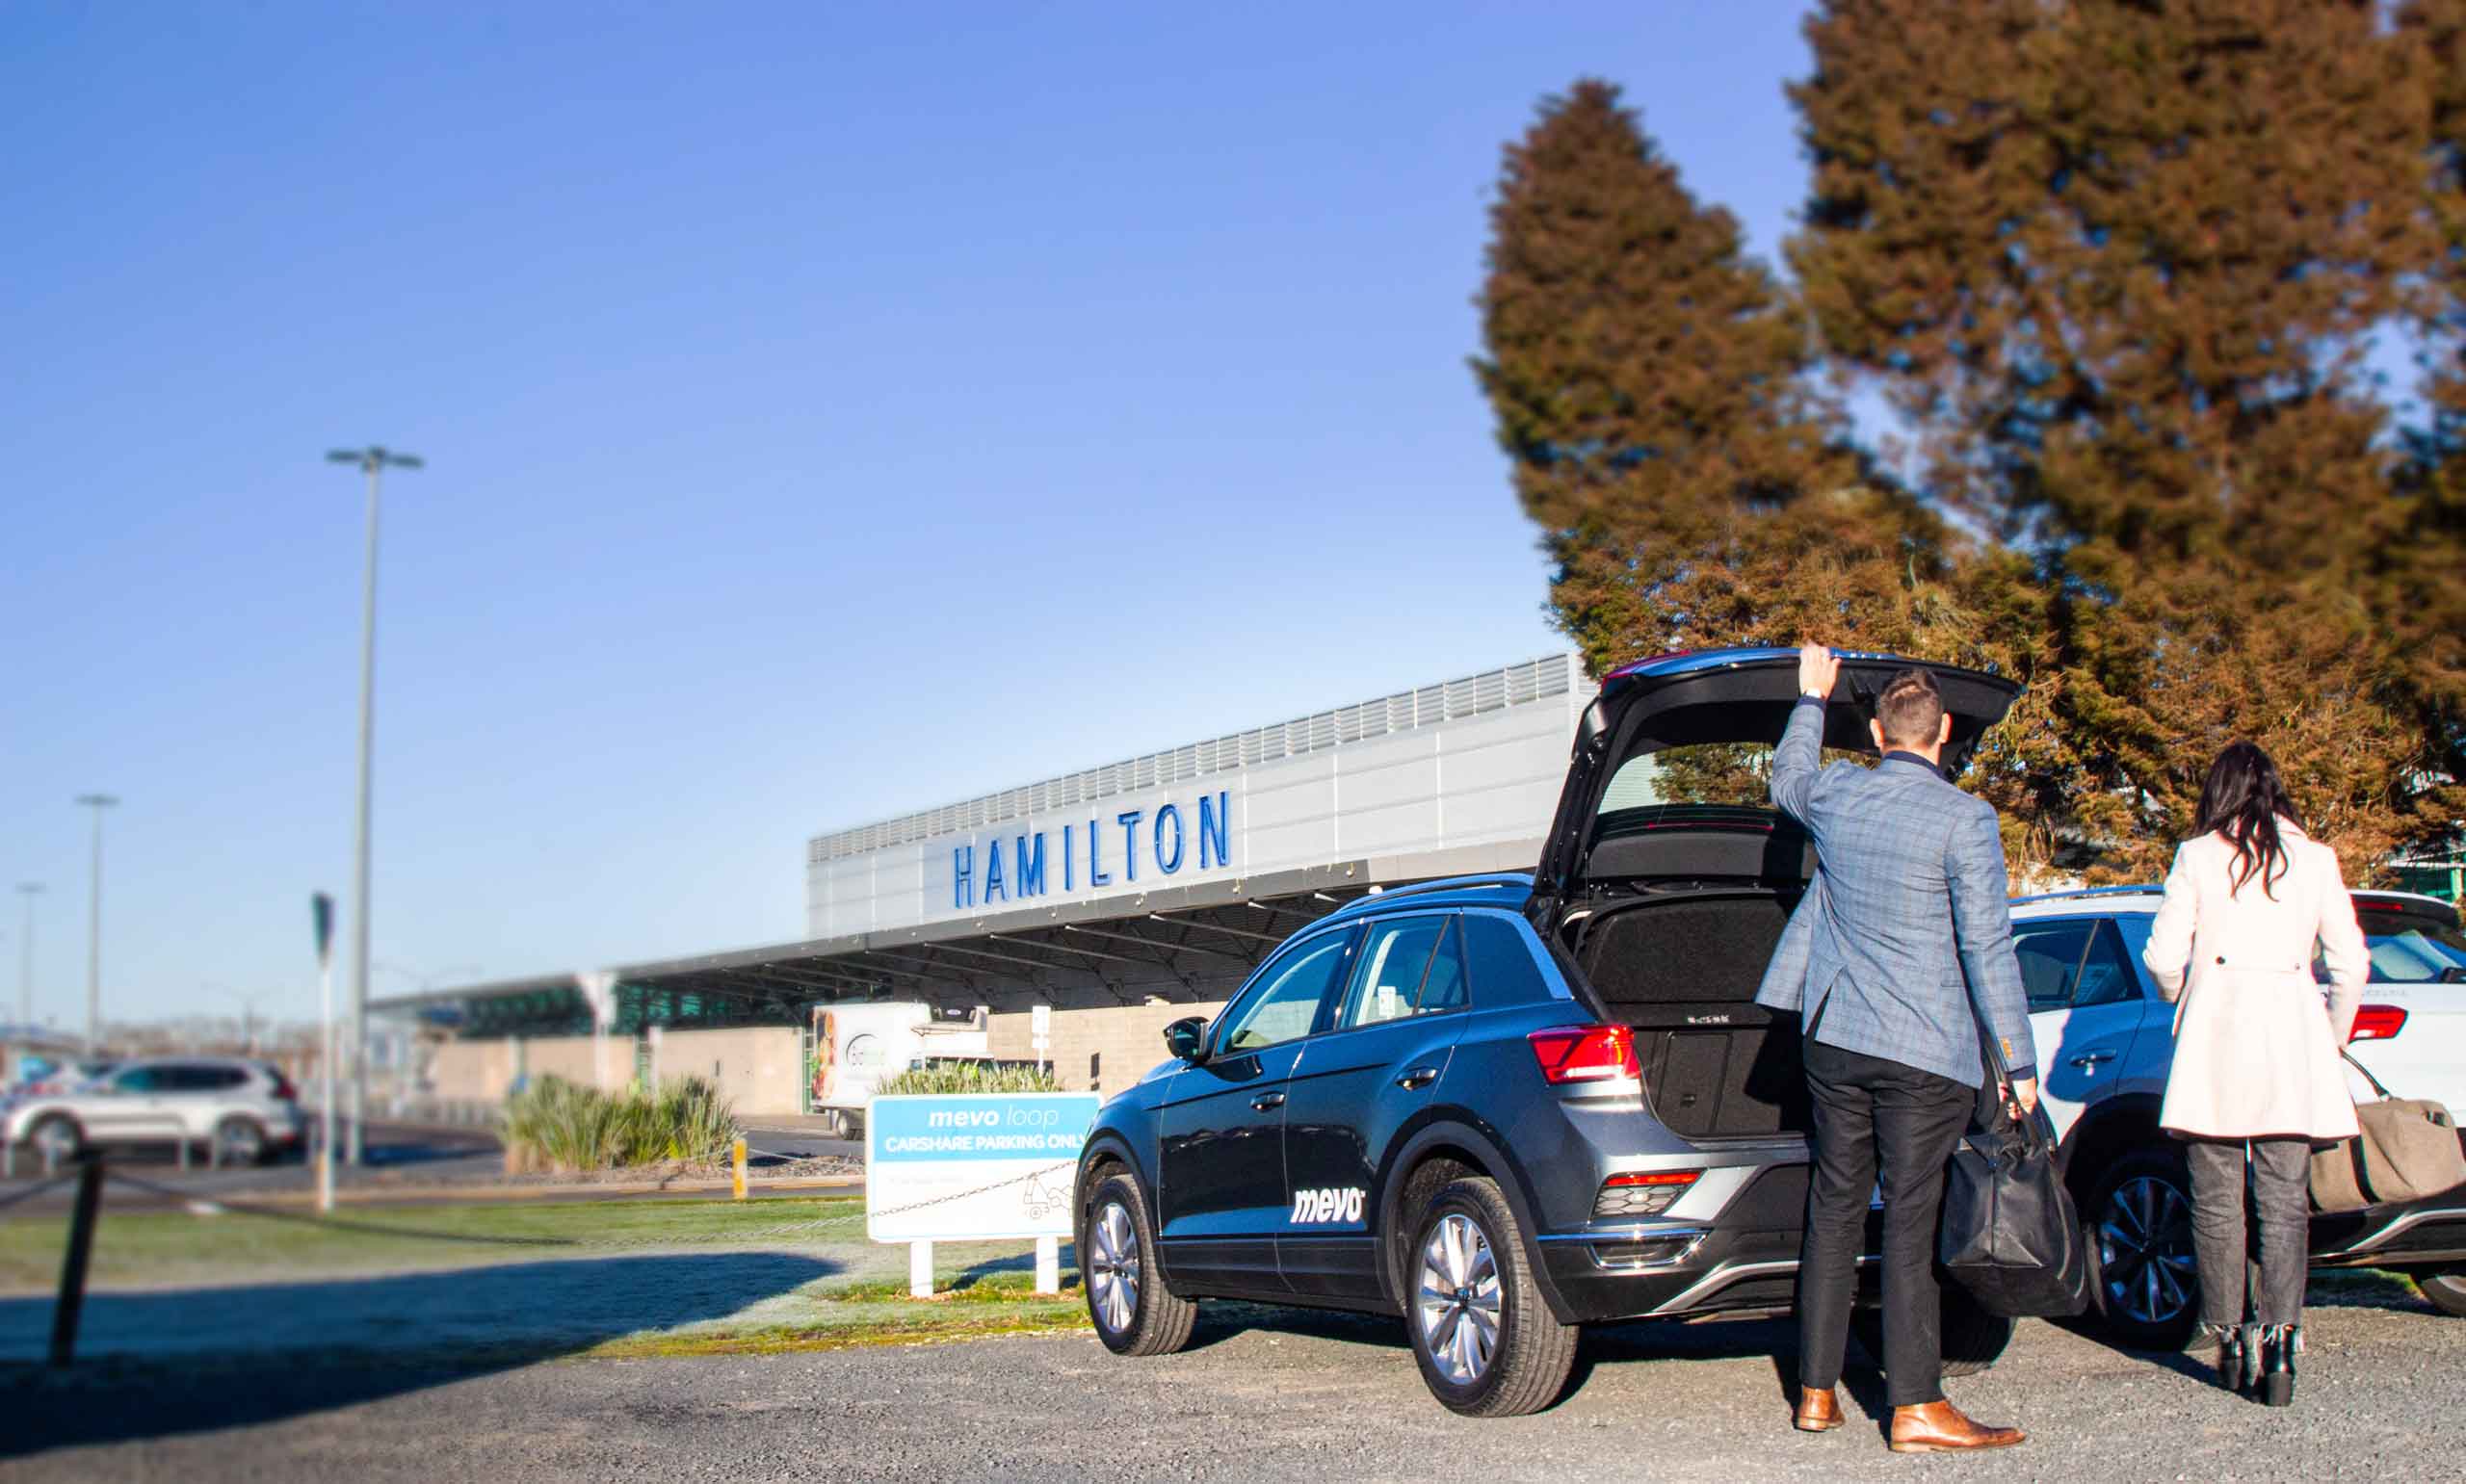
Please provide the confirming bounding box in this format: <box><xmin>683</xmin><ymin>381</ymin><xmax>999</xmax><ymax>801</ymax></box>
<box><xmin>271</xmin><ymin>1074</ymin><xmax>298</xmax><ymax>1102</ymax></box>
<box><xmin>1595</xmin><ymin>1168</ymin><xmax>1700</xmax><ymax>1219</ymax></box>
<box><xmin>2351</xmin><ymin>1005</ymin><xmax>2408</xmax><ymax>1042</ymax></box>
<box><xmin>1529</xmin><ymin>1025</ymin><xmax>1640</xmax><ymax>1084</ymax></box>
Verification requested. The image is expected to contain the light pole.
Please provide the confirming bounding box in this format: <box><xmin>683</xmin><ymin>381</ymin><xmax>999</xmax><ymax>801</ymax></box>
<box><xmin>327</xmin><ymin>445</ymin><xmax>421</xmax><ymax>1165</ymax></box>
<box><xmin>13</xmin><ymin>884</ymin><xmax>39</xmax><ymax>1030</ymax></box>
<box><xmin>73</xmin><ymin>795</ymin><xmax>117</xmax><ymax>1054</ymax></box>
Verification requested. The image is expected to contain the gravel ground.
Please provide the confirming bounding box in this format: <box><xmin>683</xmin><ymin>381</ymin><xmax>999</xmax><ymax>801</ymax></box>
<box><xmin>9</xmin><ymin>1281</ymin><xmax>2463</xmax><ymax>1482</ymax></box>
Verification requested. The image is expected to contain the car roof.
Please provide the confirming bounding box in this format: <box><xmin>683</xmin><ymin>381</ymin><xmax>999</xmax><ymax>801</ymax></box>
<box><xmin>2008</xmin><ymin>885</ymin><xmax>2456</xmax><ymax>918</ymax></box>
<box><xmin>1312</xmin><ymin>872</ymin><xmax>1535</xmax><ymax>929</ymax></box>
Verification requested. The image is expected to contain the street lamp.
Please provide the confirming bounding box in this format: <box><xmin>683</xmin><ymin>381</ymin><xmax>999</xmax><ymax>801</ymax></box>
<box><xmin>73</xmin><ymin>795</ymin><xmax>117</xmax><ymax>1054</ymax></box>
<box><xmin>327</xmin><ymin>445</ymin><xmax>421</xmax><ymax>1165</ymax></box>
<box><xmin>13</xmin><ymin>884</ymin><xmax>39</xmax><ymax>1030</ymax></box>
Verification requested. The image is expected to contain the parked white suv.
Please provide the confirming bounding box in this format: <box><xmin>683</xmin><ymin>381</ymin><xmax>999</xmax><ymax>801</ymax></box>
<box><xmin>2011</xmin><ymin>885</ymin><xmax>2466</xmax><ymax>1346</ymax></box>
<box><xmin>5</xmin><ymin>1056</ymin><xmax>305</xmax><ymax>1166</ymax></box>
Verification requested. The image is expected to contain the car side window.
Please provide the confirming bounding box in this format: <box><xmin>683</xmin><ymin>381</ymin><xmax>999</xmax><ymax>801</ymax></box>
<box><xmin>1217</xmin><ymin>929</ymin><xmax>1355</xmax><ymax>1054</ymax></box>
<box><xmin>1414</xmin><ymin>920</ymin><xmax>1467</xmax><ymax>1014</ymax></box>
<box><xmin>1338</xmin><ymin>915</ymin><xmax>1458</xmax><ymax>1028</ymax></box>
<box><xmin>2072</xmin><ymin>921</ymin><xmax>2140</xmax><ymax>1007</ymax></box>
<box><xmin>2011</xmin><ymin>919</ymin><xmax>2095</xmax><ymax>1011</ymax></box>
<box><xmin>1460</xmin><ymin>914</ymin><xmax>1550</xmax><ymax>1007</ymax></box>
<box><xmin>112</xmin><ymin>1066</ymin><xmax>160</xmax><ymax>1093</ymax></box>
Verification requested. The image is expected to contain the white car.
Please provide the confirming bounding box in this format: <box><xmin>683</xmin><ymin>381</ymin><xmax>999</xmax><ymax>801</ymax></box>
<box><xmin>5</xmin><ymin>1056</ymin><xmax>306</xmax><ymax>1166</ymax></box>
<box><xmin>2008</xmin><ymin>885</ymin><xmax>2466</xmax><ymax>1346</ymax></box>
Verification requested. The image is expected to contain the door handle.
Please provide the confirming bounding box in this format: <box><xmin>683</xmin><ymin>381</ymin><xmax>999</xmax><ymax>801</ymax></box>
<box><xmin>1250</xmin><ymin>1091</ymin><xmax>1286</xmax><ymax>1110</ymax></box>
<box><xmin>2066</xmin><ymin>1051</ymin><xmax>2116</xmax><ymax>1069</ymax></box>
<box><xmin>1395</xmin><ymin>1066</ymin><xmax>1439</xmax><ymax>1091</ymax></box>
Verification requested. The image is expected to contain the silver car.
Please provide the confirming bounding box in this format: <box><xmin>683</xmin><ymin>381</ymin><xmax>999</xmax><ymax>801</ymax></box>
<box><xmin>5</xmin><ymin>1056</ymin><xmax>305</xmax><ymax>1165</ymax></box>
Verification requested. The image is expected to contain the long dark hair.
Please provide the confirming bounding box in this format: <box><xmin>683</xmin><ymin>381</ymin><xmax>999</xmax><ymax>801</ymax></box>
<box><xmin>2193</xmin><ymin>742</ymin><xmax>2304</xmax><ymax>899</ymax></box>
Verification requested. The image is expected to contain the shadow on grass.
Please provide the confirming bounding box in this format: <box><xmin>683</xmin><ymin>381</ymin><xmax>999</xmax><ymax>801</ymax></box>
<box><xmin>0</xmin><ymin>1251</ymin><xmax>839</xmax><ymax>1460</ymax></box>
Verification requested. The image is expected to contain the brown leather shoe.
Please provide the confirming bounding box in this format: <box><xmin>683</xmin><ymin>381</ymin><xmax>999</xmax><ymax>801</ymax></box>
<box><xmin>1793</xmin><ymin>1386</ymin><xmax>1843</xmax><ymax>1432</ymax></box>
<box><xmin>1888</xmin><ymin>1400</ymin><xmax>2025</xmax><ymax>1453</ymax></box>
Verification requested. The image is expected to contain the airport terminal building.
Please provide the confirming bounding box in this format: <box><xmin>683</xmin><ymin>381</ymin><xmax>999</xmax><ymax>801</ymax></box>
<box><xmin>400</xmin><ymin>654</ymin><xmax>1608</xmax><ymax>1114</ymax></box>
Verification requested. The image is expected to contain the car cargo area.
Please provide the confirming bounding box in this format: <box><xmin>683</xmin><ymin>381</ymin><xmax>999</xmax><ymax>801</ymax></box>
<box><xmin>1567</xmin><ymin>889</ymin><xmax>1812</xmax><ymax>1141</ymax></box>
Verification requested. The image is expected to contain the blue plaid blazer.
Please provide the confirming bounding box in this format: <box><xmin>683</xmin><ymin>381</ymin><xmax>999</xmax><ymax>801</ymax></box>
<box><xmin>1751</xmin><ymin>697</ymin><xmax>2037</xmax><ymax>1088</ymax></box>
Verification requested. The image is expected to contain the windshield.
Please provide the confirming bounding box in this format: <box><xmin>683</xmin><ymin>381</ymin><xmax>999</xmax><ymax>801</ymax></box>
<box><xmin>2363</xmin><ymin>920</ymin><xmax>2466</xmax><ymax>982</ymax></box>
<box><xmin>2314</xmin><ymin>912</ymin><xmax>2466</xmax><ymax>984</ymax></box>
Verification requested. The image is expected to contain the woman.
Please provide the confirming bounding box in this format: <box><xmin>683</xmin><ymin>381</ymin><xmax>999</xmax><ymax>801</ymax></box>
<box><xmin>2142</xmin><ymin>742</ymin><xmax>2368</xmax><ymax>1407</ymax></box>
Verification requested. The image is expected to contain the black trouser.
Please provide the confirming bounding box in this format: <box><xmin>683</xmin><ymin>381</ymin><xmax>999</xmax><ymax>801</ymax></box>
<box><xmin>2185</xmin><ymin>1136</ymin><xmax>2310</xmax><ymax>1331</ymax></box>
<box><xmin>1797</xmin><ymin>1036</ymin><xmax>1976</xmax><ymax>1407</ymax></box>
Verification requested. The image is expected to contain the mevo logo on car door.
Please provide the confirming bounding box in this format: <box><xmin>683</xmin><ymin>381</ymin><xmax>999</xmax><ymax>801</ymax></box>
<box><xmin>1154</xmin><ymin>924</ymin><xmax>1359</xmax><ymax>1293</ymax></box>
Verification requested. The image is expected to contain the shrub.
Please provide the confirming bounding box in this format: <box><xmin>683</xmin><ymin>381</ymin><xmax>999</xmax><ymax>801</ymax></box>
<box><xmin>873</xmin><ymin>1060</ymin><xmax>1062</xmax><ymax>1096</ymax></box>
<box><xmin>501</xmin><ymin>1074</ymin><xmax>739</xmax><ymax>1172</ymax></box>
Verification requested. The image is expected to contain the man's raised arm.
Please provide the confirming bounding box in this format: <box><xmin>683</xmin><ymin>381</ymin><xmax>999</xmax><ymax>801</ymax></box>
<box><xmin>1771</xmin><ymin>641</ymin><xmax>1839</xmax><ymax>823</ymax></box>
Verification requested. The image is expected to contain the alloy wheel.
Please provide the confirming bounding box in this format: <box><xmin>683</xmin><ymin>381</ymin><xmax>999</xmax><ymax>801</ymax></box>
<box><xmin>217</xmin><ymin>1120</ymin><xmax>264</xmax><ymax>1164</ymax></box>
<box><xmin>1416</xmin><ymin>1211</ymin><xmax>1502</xmax><ymax>1385</ymax></box>
<box><xmin>1089</xmin><ymin>1200</ymin><xmax>1140</xmax><ymax>1335</ymax></box>
<box><xmin>2099</xmin><ymin>1173</ymin><xmax>2197</xmax><ymax>1326</ymax></box>
<box><xmin>30</xmin><ymin>1119</ymin><xmax>76</xmax><ymax>1164</ymax></box>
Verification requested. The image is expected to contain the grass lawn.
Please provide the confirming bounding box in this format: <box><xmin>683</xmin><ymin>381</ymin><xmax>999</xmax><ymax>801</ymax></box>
<box><xmin>0</xmin><ymin>1195</ymin><xmax>1098</xmax><ymax>1366</ymax></box>
<box><xmin>0</xmin><ymin>1195</ymin><xmax>882</xmax><ymax>1291</ymax></box>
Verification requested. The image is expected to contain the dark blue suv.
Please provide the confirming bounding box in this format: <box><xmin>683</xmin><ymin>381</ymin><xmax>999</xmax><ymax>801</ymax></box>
<box><xmin>1073</xmin><ymin>648</ymin><xmax>2027</xmax><ymax>1415</ymax></box>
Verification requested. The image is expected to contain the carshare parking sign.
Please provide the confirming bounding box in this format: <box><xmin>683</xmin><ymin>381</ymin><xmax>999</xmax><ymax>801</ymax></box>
<box><xmin>866</xmin><ymin>1093</ymin><xmax>1101</xmax><ymax>1242</ymax></box>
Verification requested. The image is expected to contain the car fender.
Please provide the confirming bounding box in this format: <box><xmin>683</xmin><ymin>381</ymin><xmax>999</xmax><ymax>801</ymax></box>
<box><xmin>1376</xmin><ymin>1111</ymin><xmax>1576</xmax><ymax>1325</ymax></box>
<box><xmin>2056</xmin><ymin>1091</ymin><xmax>2164</xmax><ymax>1188</ymax></box>
<box><xmin>1075</xmin><ymin>1128</ymin><xmax>1158</xmax><ymax>1211</ymax></box>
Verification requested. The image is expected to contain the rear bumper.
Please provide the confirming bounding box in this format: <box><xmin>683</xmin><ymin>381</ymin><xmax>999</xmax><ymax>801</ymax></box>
<box><xmin>1534</xmin><ymin>1158</ymin><xmax>1850</xmax><ymax>1323</ymax></box>
<box><xmin>2314</xmin><ymin>1194</ymin><xmax>2466</xmax><ymax>1268</ymax></box>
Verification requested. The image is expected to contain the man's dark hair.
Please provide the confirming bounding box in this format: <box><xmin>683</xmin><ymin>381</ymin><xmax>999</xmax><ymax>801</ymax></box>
<box><xmin>1875</xmin><ymin>667</ymin><xmax>1945</xmax><ymax>748</ymax></box>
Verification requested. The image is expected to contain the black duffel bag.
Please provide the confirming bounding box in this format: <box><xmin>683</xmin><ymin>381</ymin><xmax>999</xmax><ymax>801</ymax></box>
<box><xmin>1937</xmin><ymin>1004</ymin><xmax>2090</xmax><ymax>1319</ymax></box>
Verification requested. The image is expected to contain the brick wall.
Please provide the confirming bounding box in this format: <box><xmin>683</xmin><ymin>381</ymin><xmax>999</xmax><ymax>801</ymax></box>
<box><xmin>987</xmin><ymin>1002</ymin><xmax>1226</xmax><ymax>1094</ymax></box>
<box><xmin>654</xmin><ymin>1027</ymin><xmax>805</xmax><ymax>1116</ymax></box>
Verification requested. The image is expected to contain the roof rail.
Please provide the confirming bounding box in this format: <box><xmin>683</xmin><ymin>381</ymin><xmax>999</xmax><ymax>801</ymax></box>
<box><xmin>1317</xmin><ymin>872</ymin><xmax>1531</xmax><ymax>924</ymax></box>
<box><xmin>2008</xmin><ymin>884</ymin><xmax>2164</xmax><ymax>907</ymax></box>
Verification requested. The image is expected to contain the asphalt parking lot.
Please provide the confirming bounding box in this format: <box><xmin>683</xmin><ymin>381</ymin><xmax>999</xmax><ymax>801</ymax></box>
<box><xmin>11</xmin><ymin>1277</ymin><xmax>2463</xmax><ymax>1483</ymax></box>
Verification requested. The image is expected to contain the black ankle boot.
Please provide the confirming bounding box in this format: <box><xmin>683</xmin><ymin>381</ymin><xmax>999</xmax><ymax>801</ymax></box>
<box><xmin>2237</xmin><ymin>1321</ymin><xmax>2268</xmax><ymax>1393</ymax></box>
<box><xmin>2210</xmin><ymin>1327</ymin><xmax>2243</xmax><ymax>1391</ymax></box>
<box><xmin>2258</xmin><ymin>1324</ymin><xmax>2298</xmax><ymax>1407</ymax></box>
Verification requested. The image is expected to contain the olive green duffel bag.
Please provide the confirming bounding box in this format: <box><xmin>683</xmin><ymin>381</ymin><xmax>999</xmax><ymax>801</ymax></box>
<box><xmin>2311</xmin><ymin>1053</ymin><xmax>2466</xmax><ymax>1213</ymax></box>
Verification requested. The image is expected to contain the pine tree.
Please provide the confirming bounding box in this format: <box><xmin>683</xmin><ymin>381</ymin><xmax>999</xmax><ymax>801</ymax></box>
<box><xmin>1789</xmin><ymin>0</ymin><xmax>2449</xmax><ymax>881</ymax></box>
<box><xmin>1476</xmin><ymin>80</ymin><xmax>2071</xmax><ymax>867</ymax></box>
<box><xmin>2391</xmin><ymin>0</ymin><xmax>2466</xmax><ymax>845</ymax></box>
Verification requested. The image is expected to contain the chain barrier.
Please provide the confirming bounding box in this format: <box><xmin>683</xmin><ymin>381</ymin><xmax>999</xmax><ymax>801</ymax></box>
<box><xmin>101</xmin><ymin>1170</ymin><xmax>579</xmax><ymax>1246</ymax></box>
<box><xmin>0</xmin><ymin>1173</ymin><xmax>73</xmax><ymax>1211</ymax></box>
<box><xmin>32</xmin><ymin>1159</ymin><xmax>1078</xmax><ymax>1252</ymax></box>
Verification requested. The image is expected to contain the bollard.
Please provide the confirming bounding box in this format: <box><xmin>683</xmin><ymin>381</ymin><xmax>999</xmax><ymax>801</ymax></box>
<box><xmin>49</xmin><ymin>1154</ymin><xmax>104</xmax><ymax>1367</ymax></box>
<box><xmin>1035</xmin><ymin>1235</ymin><xmax>1060</xmax><ymax>1295</ymax></box>
<box><xmin>731</xmin><ymin>1137</ymin><xmax>748</xmax><ymax>1201</ymax></box>
<box><xmin>909</xmin><ymin>1239</ymin><xmax>933</xmax><ymax>1298</ymax></box>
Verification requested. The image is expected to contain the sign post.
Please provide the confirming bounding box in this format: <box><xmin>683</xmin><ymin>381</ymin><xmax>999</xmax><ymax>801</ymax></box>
<box><xmin>311</xmin><ymin>892</ymin><xmax>335</xmax><ymax>1214</ymax></box>
<box><xmin>1030</xmin><ymin>1002</ymin><xmax>1052</xmax><ymax>1079</ymax></box>
<box><xmin>867</xmin><ymin>1091</ymin><xmax>1099</xmax><ymax>1300</ymax></box>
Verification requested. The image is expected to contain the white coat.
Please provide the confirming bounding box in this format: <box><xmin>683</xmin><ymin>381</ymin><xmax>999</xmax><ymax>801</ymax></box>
<box><xmin>2141</xmin><ymin>821</ymin><xmax>2368</xmax><ymax>1142</ymax></box>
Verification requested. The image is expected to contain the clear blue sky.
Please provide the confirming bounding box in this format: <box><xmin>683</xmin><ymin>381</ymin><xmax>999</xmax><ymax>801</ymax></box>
<box><xmin>2</xmin><ymin>3</ymin><xmax>1818</xmax><ymax>1026</ymax></box>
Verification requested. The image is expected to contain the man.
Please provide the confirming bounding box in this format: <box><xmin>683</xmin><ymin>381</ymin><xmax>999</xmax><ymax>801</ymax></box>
<box><xmin>1754</xmin><ymin>642</ymin><xmax>2037</xmax><ymax>1454</ymax></box>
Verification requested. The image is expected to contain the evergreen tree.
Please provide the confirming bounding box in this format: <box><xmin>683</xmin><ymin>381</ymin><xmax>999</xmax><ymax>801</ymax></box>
<box><xmin>1789</xmin><ymin>0</ymin><xmax>2449</xmax><ymax>881</ymax></box>
<box><xmin>2392</xmin><ymin>0</ymin><xmax>2466</xmax><ymax>837</ymax></box>
<box><xmin>1476</xmin><ymin>79</ymin><xmax>2072</xmax><ymax>870</ymax></box>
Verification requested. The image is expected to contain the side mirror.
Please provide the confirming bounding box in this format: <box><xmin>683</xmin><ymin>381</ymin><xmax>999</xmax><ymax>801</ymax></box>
<box><xmin>1163</xmin><ymin>1016</ymin><xmax>1208</xmax><ymax>1063</ymax></box>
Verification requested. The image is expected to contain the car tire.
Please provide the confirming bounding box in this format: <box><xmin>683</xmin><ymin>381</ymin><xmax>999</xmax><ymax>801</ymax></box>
<box><xmin>2414</xmin><ymin>1265</ymin><xmax>2466</xmax><ymax>1317</ymax></box>
<box><xmin>1850</xmin><ymin>1281</ymin><xmax>2015</xmax><ymax>1378</ymax></box>
<box><xmin>1083</xmin><ymin>1170</ymin><xmax>1196</xmax><ymax>1357</ymax></box>
<box><xmin>1404</xmin><ymin>1177</ymin><xmax>1577</xmax><ymax>1418</ymax></box>
<box><xmin>25</xmin><ymin>1114</ymin><xmax>81</xmax><ymax>1165</ymax></box>
<box><xmin>214</xmin><ymin>1115</ymin><xmax>269</xmax><ymax>1166</ymax></box>
<box><xmin>2083</xmin><ymin>1144</ymin><xmax>2202</xmax><ymax>1350</ymax></box>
